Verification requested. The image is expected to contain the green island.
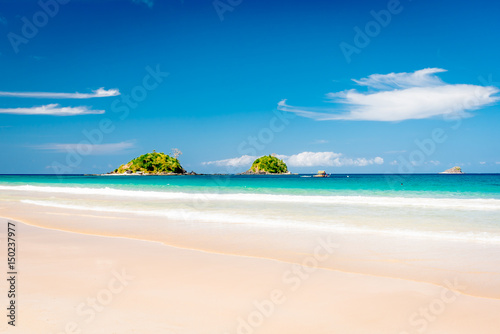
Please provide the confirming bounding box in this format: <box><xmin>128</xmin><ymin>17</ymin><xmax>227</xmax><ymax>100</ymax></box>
<box><xmin>108</xmin><ymin>152</ymin><xmax>292</xmax><ymax>176</ymax></box>
<box><xmin>110</xmin><ymin>150</ymin><xmax>186</xmax><ymax>175</ymax></box>
<box><xmin>241</xmin><ymin>155</ymin><xmax>290</xmax><ymax>174</ymax></box>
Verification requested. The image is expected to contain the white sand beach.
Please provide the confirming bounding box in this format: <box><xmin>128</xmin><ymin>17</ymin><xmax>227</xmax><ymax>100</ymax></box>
<box><xmin>1</xmin><ymin>196</ymin><xmax>500</xmax><ymax>334</ymax></box>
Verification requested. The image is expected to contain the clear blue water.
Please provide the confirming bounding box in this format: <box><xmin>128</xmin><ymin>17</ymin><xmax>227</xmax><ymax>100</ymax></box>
<box><xmin>0</xmin><ymin>174</ymin><xmax>499</xmax><ymax>199</ymax></box>
<box><xmin>1</xmin><ymin>174</ymin><xmax>499</xmax><ymax>243</ymax></box>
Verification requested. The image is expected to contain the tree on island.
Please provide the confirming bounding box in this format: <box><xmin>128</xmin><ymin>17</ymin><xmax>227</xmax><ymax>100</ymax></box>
<box><xmin>171</xmin><ymin>148</ymin><xmax>182</xmax><ymax>159</ymax></box>
<box><xmin>246</xmin><ymin>155</ymin><xmax>289</xmax><ymax>174</ymax></box>
<box><xmin>112</xmin><ymin>151</ymin><xmax>185</xmax><ymax>174</ymax></box>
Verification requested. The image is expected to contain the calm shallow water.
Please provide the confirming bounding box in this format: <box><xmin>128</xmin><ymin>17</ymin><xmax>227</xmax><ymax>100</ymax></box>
<box><xmin>1</xmin><ymin>174</ymin><xmax>499</xmax><ymax>244</ymax></box>
<box><xmin>1</xmin><ymin>174</ymin><xmax>500</xmax><ymax>199</ymax></box>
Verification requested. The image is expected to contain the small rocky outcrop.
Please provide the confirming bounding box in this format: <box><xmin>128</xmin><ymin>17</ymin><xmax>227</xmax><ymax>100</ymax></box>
<box><xmin>440</xmin><ymin>166</ymin><xmax>464</xmax><ymax>174</ymax></box>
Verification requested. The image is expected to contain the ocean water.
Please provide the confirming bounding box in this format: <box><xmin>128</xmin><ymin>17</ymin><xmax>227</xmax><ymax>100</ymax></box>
<box><xmin>1</xmin><ymin>173</ymin><xmax>500</xmax><ymax>198</ymax></box>
<box><xmin>0</xmin><ymin>174</ymin><xmax>499</xmax><ymax>244</ymax></box>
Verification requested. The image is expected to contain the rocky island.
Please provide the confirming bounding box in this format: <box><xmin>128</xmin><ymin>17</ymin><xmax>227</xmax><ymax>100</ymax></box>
<box><xmin>240</xmin><ymin>155</ymin><xmax>291</xmax><ymax>175</ymax></box>
<box><xmin>109</xmin><ymin>151</ymin><xmax>187</xmax><ymax>175</ymax></box>
<box><xmin>440</xmin><ymin>166</ymin><xmax>464</xmax><ymax>174</ymax></box>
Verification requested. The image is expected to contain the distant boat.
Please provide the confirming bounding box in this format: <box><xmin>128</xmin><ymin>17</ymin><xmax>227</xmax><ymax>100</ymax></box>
<box><xmin>313</xmin><ymin>170</ymin><xmax>329</xmax><ymax>178</ymax></box>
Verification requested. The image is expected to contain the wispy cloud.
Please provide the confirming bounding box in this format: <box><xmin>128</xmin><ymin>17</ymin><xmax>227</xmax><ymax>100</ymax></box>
<box><xmin>202</xmin><ymin>155</ymin><xmax>256</xmax><ymax>167</ymax></box>
<box><xmin>34</xmin><ymin>141</ymin><xmax>135</xmax><ymax>155</ymax></box>
<box><xmin>353</xmin><ymin>68</ymin><xmax>446</xmax><ymax>90</ymax></box>
<box><xmin>0</xmin><ymin>104</ymin><xmax>104</xmax><ymax>116</ymax></box>
<box><xmin>0</xmin><ymin>87</ymin><xmax>119</xmax><ymax>99</ymax></box>
<box><xmin>203</xmin><ymin>152</ymin><xmax>384</xmax><ymax>168</ymax></box>
<box><xmin>427</xmin><ymin>160</ymin><xmax>440</xmax><ymax>165</ymax></box>
<box><xmin>278</xmin><ymin>152</ymin><xmax>384</xmax><ymax>167</ymax></box>
<box><xmin>278</xmin><ymin>68</ymin><xmax>499</xmax><ymax>122</ymax></box>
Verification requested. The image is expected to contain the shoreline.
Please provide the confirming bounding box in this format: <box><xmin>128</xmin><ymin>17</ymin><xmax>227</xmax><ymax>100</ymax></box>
<box><xmin>2</xmin><ymin>198</ymin><xmax>500</xmax><ymax>295</ymax></box>
<box><xmin>1</xmin><ymin>213</ymin><xmax>500</xmax><ymax>333</ymax></box>
<box><xmin>2</xmin><ymin>173</ymin><xmax>499</xmax><ymax>177</ymax></box>
<box><xmin>3</xmin><ymin>214</ymin><xmax>499</xmax><ymax>300</ymax></box>
<box><xmin>1</xmin><ymin>176</ymin><xmax>500</xmax><ymax>333</ymax></box>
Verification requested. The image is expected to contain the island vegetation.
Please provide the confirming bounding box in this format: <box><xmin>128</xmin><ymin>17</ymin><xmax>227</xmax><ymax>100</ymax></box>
<box><xmin>241</xmin><ymin>155</ymin><xmax>289</xmax><ymax>174</ymax></box>
<box><xmin>109</xmin><ymin>151</ymin><xmax>294</xmax><ymax>176</ymax></box>
<box><xmin>110</xmin><ymin>150</ymin><xmax>185</xmax><ymax>175</ymax></box>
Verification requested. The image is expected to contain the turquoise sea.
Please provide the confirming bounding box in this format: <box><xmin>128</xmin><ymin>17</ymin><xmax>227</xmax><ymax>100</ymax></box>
<box><xmin>1</xmin><ymin>174</ymin><xmax>499</xmax><ymax>244</ymax></box>
<box><xmin>0</xmin><ymin>174</ymin><xmax>499</xmax><ymax>199</ymax></box>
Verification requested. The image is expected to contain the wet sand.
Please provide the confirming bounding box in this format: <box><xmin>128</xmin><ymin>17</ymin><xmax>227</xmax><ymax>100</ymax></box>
<box><xmin>1</xmin><ymin>198</ymin><xmax>500</xmax><ymax>333</ymax></box>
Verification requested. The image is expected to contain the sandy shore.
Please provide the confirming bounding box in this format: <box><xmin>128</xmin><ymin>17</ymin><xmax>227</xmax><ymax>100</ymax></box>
<box><xmin>1</xmin><ymin>200</ymin><xmax>500</xmax><ymax>333</ymax></box>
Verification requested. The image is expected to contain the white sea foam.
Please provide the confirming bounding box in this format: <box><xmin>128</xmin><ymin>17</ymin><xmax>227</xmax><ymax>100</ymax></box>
<box><xmin>20</xmin><ymin>199</ymin><xmax>500</xmax><ymax>244</ymax></box>
<box><xmin>1</xmin><ymin>184</ymin><xmax>500</xmax><ymax>211</ymax></box>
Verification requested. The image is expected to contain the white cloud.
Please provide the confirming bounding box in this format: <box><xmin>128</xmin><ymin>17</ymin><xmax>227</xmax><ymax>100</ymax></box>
<box><xmin>352</xmin><ymin>68</ymin><xmax>446</xmax><ymax>90</ymax></box>
<box><xmin>203</xmin><ymin>152</ymin><xmax>384</xmax><ymax>168</ymax></box>
<box><xmin>202</xmin><ymin>155</ymin><xmax>257</xmax><ymax>167</ymax></box>
<box><xmin>34</xmin><ymin>141</ymin><xmax>135</xmax><ymax>155</ymax></box>
<box><xmin>278</xmin><ymin>152</ymin><xmax>340</xmax><ymax>166</ymax></box>
<box><xmin>0</xmin><ymin>87</ymin><xmax>119</xmax><ymax>99</ymax></box>
<box><xmin>0</xmin><ymin>104</ymin><xmax>104</xmax><ymax>116</ymax></box>
<box><xmin>278</xmin><ymin>68</ymin><xmax>499</xmax><ymax>122</ymax></box>
<box><xmin>390</xmin><ymin>160</ymin><xmax>398</xmax><ymax>165</ymax></box>
<box><xmin>480</xmin><ymin>161</ymin><xmax>486</xmax><ymax>165</ymax></box>
<box><xmin>281</xmin><ymin>152</ymin><xmax>383</xmax><ymax>167</ymax></box>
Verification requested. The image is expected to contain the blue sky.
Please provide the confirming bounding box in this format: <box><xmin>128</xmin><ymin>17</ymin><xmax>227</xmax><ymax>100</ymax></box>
<box><xmin>0</xmin><ymin>0</ymin><xmax>499</xmax><ymax>174</ymax></box>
